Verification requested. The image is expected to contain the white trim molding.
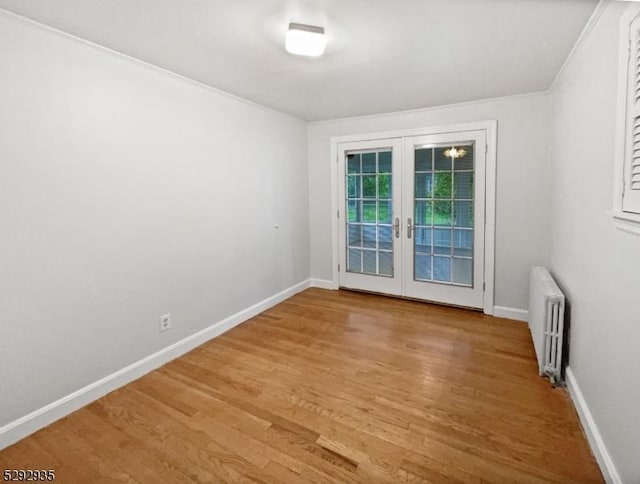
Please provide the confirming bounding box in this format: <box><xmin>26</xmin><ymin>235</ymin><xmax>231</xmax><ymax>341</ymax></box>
<box><xmin>329</xmin><ymin>120</ymin><xmax>498</xmax><ymax>315</ymax></box>
<box><xmin>0</xmin><ymin>279</ymin><xmax>311</xmax><ymax>451</ymax></box>
<box><xmin>308</xmin><ymin>92</ymin><xmax>548</xmax><ymax>128</ymax></box>
<box><xmin>566</xmin><ymin>367</ymin><xmax>622</xmax><ymax>484</ymax></box>
<box><xmin>492</xmin><ymin>306</ymin><xmax>529</xmax><ymax>322</ymax></box>
<box><xmin>550</xmin><ymin>0</ymin><xmax>612</xmax><ymax>92</ymax></box>
<box><xmin>309</xmin><ymin>278</ymin><xmax>338</xmax><ymax>290</ymax></box>
<box><xmin>612</xmin><ymin>210</ymin><xmax>640</xmax><ymax>236</ymax></box>
<box><xmin>0</xmin><ymin>8</ymin><xmax>303</xmax><ymax>124</ymax></box>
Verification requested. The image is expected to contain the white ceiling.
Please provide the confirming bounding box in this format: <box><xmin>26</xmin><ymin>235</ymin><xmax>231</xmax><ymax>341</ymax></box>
<box><xmin>0</xmin><ymin>0</ymin><xmax>598</xmax><ymax>121</ymax></box>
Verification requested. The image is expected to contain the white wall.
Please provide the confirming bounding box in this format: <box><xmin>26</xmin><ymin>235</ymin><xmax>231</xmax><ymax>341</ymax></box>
<box><xmin>308</xmin><ymin>93</ymin><xmax>552</xmax><ymax>311</ymax></box>
<box><xmin>0</xmin><ymin>11</ymin><xmax>309</xmax><ymax>427</ymax></box>
<box><xmin>550</xmin><ymin>2</ymin><xmax>640</xmax><ymax>482</ymax></box>
<box><xmin>5</xmin><ymin>5</ymin><xmax>637</xmax><ymax>481</ymax></box>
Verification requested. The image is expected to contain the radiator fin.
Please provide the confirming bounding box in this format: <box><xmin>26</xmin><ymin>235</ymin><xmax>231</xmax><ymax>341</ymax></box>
<box><xmin>632</xmin><ymin>116</ymin><xmax>640</xmax><ymax>190</ymax></box>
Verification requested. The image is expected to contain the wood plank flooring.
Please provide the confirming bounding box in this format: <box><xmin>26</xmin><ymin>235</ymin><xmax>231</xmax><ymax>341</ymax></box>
<box><xmin>0</xmin><ymin>288</ymin><xmax>603</xmax><ymax>483</ymax></box>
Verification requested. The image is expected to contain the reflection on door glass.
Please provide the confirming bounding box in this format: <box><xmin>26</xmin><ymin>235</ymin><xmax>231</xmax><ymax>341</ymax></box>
<box><xmin>346</xmin><ymin>150</ymin><xmax>393</xmax><ymax>277</ymax></box>
<box><xmin>414</xmin><ymin>144</ymin><xmax>474</xmax><ymax>287</ymax></box>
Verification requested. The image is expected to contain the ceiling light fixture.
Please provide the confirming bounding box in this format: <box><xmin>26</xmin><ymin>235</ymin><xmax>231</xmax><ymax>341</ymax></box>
<box><xmin>285</xmin><ymin>23</ymin><xmax>326</xmax><ymax>57</ymax></box>
<box><xmin>444</xmin><ymin>147</ymin><xmax>467</xmax><ymax>159</ymax></box>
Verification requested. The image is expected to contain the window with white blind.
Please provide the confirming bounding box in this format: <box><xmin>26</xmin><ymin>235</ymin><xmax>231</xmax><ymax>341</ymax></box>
<box><xmin>614</xmin><ymin>6</ymin><xmax>640</xmax><ymax>235</ymax></box>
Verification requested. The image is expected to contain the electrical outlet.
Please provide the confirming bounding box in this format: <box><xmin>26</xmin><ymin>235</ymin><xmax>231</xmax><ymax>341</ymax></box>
<box><xmin>159</xmin><ymin>313</ymin><xmax>171</xmax><ymax>332</ymax></box>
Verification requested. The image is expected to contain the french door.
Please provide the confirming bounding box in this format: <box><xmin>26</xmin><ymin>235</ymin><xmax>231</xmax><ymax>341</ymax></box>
<box><xmin>337</xmin><ymin>130</ymin><xmax>486</xmax><ymax>309</ymax></box>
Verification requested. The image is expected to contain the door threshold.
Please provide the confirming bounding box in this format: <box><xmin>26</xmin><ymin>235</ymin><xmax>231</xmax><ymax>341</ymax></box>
<box><xmin>338</xmin><ymin>286</ymin><xmax>483</xmax><ymax>313</ymax></box>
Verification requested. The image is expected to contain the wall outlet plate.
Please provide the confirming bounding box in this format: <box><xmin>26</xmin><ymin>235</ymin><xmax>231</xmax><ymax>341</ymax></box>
<box><xmin>159</xmin><ymin>313</ymin><xmax>171</xmax><ymax>332</ymax></box>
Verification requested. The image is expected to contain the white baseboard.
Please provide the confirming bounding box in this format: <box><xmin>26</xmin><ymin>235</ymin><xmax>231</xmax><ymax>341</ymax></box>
<box><xmin>309</xmin><ymin>278</ymin><xmax>337</xmax><ymax>290</ymax></box>
<box><xmin>0</xmin><ymin>279</ymin><xmax>311</xmax><ymax>451</ymax></box>
<box><xmin>493</xmin><ymin>305</ymin><xmax>529</xmax><ymax>322</ymax></box>
<box><xmin>566</xmin><ymin>367</ymin><xmax>621</xmax><ymax>484</ymax></box>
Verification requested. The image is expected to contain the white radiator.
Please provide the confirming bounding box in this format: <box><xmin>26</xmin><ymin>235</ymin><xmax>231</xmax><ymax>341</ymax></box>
<box><xmin>528</xmin><ymin>266</ymin><xmax>565</xmax><ymax>386</ymax></box>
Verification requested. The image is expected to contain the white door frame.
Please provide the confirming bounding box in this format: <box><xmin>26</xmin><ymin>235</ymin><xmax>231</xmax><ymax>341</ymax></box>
<box><xmin>329</xmin><ymin>120</ymin><xmax>498</xmax><ymax>315</ymax></box>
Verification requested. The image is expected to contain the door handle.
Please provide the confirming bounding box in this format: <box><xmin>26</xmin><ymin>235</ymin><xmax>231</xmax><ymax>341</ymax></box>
<box><xmin>407</xmin><ymin>218</ymin><xmax>413</xmax><ymax>239</ymax></box>
<box><xmin>393</xmin><ymin>217</ymin><xmax>400</xmax><ymax>238</ymax></box>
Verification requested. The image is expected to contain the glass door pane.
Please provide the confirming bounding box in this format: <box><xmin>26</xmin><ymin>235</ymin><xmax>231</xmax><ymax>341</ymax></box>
<box><xmin>403</xmin><ymin>130</ymin><xmax>485</xmax><ymax>310</ymax></box>
<box><xmin>346</xmin><ymin>150</ymin><xmax>394</xmax><ymax>277</ymax></box>
<box><xmin>413</xmin><ymin>143</ymin><xmax>474</xmax><ymax>286</ymax></box>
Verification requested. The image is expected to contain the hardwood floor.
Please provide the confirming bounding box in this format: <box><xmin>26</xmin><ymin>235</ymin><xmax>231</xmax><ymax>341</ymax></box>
<box><xmin>0</xmin><ymin>288</ymin><xmax>603</xmax><ymax>483</ymax></box>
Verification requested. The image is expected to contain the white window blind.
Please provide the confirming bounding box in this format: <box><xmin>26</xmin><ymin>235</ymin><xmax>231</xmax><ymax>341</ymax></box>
<box><xmin>622</xmin><ymin>15</ymin><xmax>640</xmax><ymax>213</ymax></box>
